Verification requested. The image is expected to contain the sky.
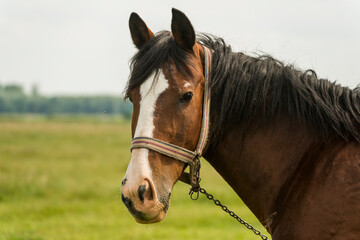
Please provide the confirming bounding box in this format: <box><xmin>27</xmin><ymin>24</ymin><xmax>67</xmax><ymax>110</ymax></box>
<box><xmin>0</xmin><ymin>0</ymin><xmax>359</xmax><ymax>96</ymax></box>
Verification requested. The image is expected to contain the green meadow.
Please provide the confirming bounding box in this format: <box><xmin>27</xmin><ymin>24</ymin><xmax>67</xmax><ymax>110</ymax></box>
<box><xmin>0</xmin><ymin>115</ymin><xmax>268</xmax><ymax>240</ymax></box>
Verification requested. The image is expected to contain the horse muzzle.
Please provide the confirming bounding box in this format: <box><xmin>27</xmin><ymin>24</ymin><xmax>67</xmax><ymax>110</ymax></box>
<box><xmin>121</xmin><ymin>178</ymin><xmax>168</xmax><ymax>223</ymax></box>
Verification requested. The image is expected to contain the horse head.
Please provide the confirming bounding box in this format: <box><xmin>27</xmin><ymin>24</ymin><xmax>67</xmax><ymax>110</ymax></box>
<box><xmin>121</xmin><ymin>9</ymin><xmax>207</xmax><ymax>223</ymax></box>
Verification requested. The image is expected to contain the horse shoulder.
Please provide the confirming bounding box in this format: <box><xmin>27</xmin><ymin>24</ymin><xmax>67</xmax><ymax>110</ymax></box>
<box><xmin>273</xmin><ymin>141</ymin><xmax>360</xmax><ymax>240</ymax></box>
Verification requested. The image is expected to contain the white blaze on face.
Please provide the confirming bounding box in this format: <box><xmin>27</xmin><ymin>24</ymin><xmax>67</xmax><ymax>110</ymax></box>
<box><xmin>125</xmin><ymin>71</ymin><xmax>169</xmax><ymax>184</ymax></box>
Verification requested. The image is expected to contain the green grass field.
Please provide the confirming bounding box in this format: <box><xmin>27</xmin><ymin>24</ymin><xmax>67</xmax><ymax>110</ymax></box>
<box><xmin>0</xmin><ymin>115</ymin><xmax>268</xmax><ymax>240</ymax></box>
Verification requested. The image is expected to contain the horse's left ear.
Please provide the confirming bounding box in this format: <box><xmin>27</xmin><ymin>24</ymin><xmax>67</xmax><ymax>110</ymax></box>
<box><xmin>171</xmin><ymin>8</ymin><xmax>195</xmax><ymax>52</ymax></box>
<box><xmin>129</xmin><ymin>12</ymin><xmax>154</xmax><ymax>49</ymax></box>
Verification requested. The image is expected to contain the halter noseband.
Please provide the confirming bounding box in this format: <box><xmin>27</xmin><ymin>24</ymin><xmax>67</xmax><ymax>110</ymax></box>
<box><xmin>131</xmin><ymin>46</ymin><xmax>212</xmax><ymax>189</ymax></box>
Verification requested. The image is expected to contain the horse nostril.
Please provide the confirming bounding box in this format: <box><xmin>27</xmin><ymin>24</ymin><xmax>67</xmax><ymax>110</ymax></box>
<box><xmin>121</xmin><ymin>178</ymin><xmax>127</xmax><ymax>186</ymax></box>
<box><xmin>137</xmin><ymin>185</ymin><xmax>146</xmax><ymax>202</ymax></box>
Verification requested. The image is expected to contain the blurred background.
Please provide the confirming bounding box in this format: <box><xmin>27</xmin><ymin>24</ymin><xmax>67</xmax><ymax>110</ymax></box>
<box><xmin>1</xmin><ymin>0</ymin><xmax>359</xmax><ymax>239</ymax></box>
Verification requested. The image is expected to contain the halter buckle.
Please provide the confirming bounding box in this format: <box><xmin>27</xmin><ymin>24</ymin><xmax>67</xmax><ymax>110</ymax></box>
<box><xmin>188</xmin><ymin>155</ymin><xmax>201</xmax><ymax>200</ymax></box>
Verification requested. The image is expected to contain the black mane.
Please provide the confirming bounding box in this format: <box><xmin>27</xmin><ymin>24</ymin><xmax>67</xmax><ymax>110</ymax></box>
<box><xmin>199</xmin><ymin>35</ymin><xmax>360</xmax><ymax>143</ymax></box>
<box><xmin>126</xmin><ymin>32</ymin><xmax>360</xmax><ymax>143</ymax></box>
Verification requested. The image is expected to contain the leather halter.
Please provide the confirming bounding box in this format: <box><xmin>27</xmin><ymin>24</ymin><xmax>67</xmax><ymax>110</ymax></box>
<box><xmin>131</xmin><ymin>46</ymin><xmax>212</xmax><ymax>188</ymax></box>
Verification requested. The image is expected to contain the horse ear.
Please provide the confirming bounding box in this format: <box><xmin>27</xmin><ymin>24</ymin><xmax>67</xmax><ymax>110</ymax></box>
<box><xmin>171</xmin><ymin>8</ymin><xmax>195</xmax><ymax>51</ymax></box>
<box><xmin>129</xmin><ymin>12</ymin><xmax>154</xmax><ymax>49</ymax></box>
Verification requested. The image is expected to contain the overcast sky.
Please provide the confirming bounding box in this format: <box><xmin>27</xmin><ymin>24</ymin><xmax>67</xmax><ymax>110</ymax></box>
<box><xmin>0</xmin><ymin>0</ymin><xmax>359</xmax><ymax>95</ymax></box>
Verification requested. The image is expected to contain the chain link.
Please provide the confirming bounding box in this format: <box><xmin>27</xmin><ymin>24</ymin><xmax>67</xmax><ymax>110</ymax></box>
<box><xmin>192</xmin><ymin>187</ymin><xmax>270</xmax><ymax>240</ymax></box>
<box><xmin>187</xmin><ymin>158</ymin><xmax>269</xmax><ymax>239</ymax></box>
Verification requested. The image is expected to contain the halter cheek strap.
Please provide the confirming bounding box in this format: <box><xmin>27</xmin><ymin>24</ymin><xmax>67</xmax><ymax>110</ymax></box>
<box><xmin>131</xmin><ymin>46</ymin><xmax>212</xmax><ymax>188</ymax></box>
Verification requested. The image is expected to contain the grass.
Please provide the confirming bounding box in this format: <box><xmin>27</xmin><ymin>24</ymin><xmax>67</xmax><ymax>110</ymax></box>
<box><xmin>0</xmin><ymin>115</ymin><xmax>268</xmax><ymax>240</ymax></box>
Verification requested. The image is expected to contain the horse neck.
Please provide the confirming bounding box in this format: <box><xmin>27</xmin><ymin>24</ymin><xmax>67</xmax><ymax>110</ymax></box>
<box><xmin>204</xmin><ymin>115</ymin><xmax>316</xmax><ymax>231</ymax></box>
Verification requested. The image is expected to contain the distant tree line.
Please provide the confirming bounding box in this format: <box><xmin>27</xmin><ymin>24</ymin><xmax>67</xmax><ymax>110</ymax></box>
<box><xmin>0</xmin><ymin>84</ymin><xmax>132</xmax><ymax>119</ymax></box>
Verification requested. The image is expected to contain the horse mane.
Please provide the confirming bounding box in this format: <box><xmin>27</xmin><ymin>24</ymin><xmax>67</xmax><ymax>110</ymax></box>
<box><xmin>125</xmin><ymin>31</ymin><xmax>360</xmax><ymax>144</ymax></box>
<box><xmin>198</xmin><ymin>34</ymin><xmax>360</xmax><ymax>143</ymax></box>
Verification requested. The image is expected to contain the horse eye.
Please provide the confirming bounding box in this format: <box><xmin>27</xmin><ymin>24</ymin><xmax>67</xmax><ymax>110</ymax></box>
<box><xmin>180</xmin><ymin>92</ymin><xmax>193</xmax><ymax>103</ymax></box>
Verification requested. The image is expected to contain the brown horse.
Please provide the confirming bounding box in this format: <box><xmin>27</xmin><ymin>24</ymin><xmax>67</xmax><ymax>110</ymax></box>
<box><xmin>121</xmin><ymin>8</ymin><xmax>360</xmax><ymax>240</ymax></box>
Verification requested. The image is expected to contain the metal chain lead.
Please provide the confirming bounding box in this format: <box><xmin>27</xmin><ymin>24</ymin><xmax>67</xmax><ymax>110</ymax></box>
<box><xmin>191</xmin><ymin>187</ymin><xmax>270</xmax><ymax>240</ymax></box>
